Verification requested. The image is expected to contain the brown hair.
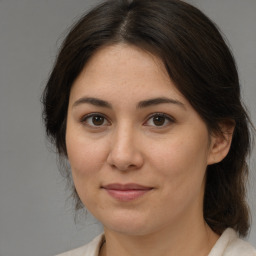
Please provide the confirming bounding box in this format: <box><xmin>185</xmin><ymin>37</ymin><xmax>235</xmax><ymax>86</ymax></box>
<box><xmin>42</xmin><ymin>0</ymin><xmax>253</xmax><ymax>237</ymax></box>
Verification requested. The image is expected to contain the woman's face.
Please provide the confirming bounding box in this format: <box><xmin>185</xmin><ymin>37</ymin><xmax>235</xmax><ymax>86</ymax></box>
<box><xmin>66</xmin><ymin>44</ymin><xmax>217</xmax><ymax>236</ymax></box>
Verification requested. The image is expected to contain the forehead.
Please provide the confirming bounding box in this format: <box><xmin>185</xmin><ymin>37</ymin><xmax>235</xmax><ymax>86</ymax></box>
<box><xmin>80</xmin><ymin>43</ymin><xmax>168</xmax><ymax>81</ymax></box>
<box><xmin>70</xmin><ymin>43</ymin><xmax>186</xmax><ymax>104</ymax></box>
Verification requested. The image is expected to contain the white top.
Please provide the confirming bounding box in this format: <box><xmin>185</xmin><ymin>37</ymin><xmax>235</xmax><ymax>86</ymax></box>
<box><xmin>56</xmin><ymin>228</ymin><xmax>256</xmax><ymax>256</ymax></box>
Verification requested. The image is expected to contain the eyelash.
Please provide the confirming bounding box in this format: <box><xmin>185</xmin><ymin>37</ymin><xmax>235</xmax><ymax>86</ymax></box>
<box><xmin>80</xmin><ymin>112</ymin><xmax>175</xmax><ymax>128</ymax></box>
<box><xmin>144</xmin><ymin>113</ymin><xmax>175</xmax><ymax>127</ymax></box>
<box><xmin>80</xmin><ymin>113</ymin><xmax>111</xmax><ymax>128</ymax></box>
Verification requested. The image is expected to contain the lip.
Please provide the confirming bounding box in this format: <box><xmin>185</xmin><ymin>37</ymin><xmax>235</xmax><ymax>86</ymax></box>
<box><xmin>101</xmin><ymin>183</ymin><xmax>153</xmax><ymax>202</ymax></box>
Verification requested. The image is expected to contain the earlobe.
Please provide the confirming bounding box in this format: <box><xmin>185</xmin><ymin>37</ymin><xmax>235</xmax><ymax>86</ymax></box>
<box><xmin>207</xmin><ymin>121</ymin><xmax>235</xmax><ymax>165</ymax></box>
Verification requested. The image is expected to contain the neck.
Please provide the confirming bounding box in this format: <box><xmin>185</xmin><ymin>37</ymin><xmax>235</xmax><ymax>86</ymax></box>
<box><xmin>99</xmin><ymin>217</ymin><xmax>219</xmax><ymax>256</ymax></box>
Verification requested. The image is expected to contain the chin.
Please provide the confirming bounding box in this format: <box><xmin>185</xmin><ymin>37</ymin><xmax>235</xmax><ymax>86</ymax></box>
<box><xmin>100</xmin><ymin>212</ymin><xmax>161</xmax><ymax>237</ymax></box>
<box><xmin>106</xmin><ymin>224</ymin><xmax>152</xmax><ymax>237</ymax></box>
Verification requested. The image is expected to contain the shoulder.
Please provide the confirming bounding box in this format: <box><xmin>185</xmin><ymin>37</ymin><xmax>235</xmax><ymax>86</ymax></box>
<box><xmin>55</xmin><ymin>234</ymin><xmax>104</xmax><ymax>256</ymax></box>
<box><xmin>209</xmin><ymin>228</ymin><xmax>256</xmax><ymax>256</ymax></box>
<box><xmin>225</xmin><ymin>234</ymin><xmax>256</xmax><ymax>256</ymax></box>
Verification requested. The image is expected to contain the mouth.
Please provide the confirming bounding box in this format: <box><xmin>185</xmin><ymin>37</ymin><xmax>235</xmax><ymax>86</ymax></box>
<box><xmin>101</xmin><ymin>183</ymin><xmax>153</xmax><ymax>202</ymax></box>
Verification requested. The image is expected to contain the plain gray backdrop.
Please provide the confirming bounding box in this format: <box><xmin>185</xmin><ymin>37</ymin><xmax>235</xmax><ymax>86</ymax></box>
<box><xmin>0</xmin><ymin>1</ymin><xmax>255</xmax><ymax>255</ymax></box>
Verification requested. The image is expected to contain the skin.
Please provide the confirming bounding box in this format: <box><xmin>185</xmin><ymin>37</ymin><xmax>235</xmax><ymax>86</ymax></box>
<box><xmin>66</xmin><ymin>44</ymin><xmax>233</xmax><ymax>256</ymax></box>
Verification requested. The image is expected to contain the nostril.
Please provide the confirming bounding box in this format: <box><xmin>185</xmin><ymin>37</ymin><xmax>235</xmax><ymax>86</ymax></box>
<box><xmin>106</xmin><ymin>133</ymin><xmax>144</xmax><ymax>171</ymax></box>
<box><xmin>108</xmin><ymin>161</ymin><xmax>136</xmax><ymax>172</ymax></box>
<box><xmin>107</xmin><ymin>150</ymin><xmax>144</xmax><ymax>171</ymax></box>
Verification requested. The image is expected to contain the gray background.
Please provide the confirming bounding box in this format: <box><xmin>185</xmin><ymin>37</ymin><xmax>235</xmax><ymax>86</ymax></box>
<box><xmin>0</xmin><ymin>1</ymin><xmax>255</xmax><ymax>255</ymax></box>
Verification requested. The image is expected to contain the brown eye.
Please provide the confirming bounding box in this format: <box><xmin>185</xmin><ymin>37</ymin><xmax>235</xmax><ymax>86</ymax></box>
<box><xmin>82</xmin><ymin>114</ymin><xmax>109</xmax><ymax>127</ymax></box>
<box><xmin>152</xmin><ymin>116</ymin><xmax>166</xmax><ymax>126</ymax></box>
<box><xmin>144</xmin><ymin>113</ymin><xmax>174</xmax><ymax>127</ymax></box>
<box><xmin>92</xmin><ymin>115</ymin><xmax>105</xmax><ymax>126</ymax></box>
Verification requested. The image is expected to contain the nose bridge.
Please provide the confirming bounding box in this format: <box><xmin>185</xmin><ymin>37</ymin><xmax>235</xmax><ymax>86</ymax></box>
<box><xmin>112</xmin><ymin>122</ymin><xmax>136</xmax><ymax>158</ymax></box>
<box><xmin>107</xmin><ymin>121</ymin><xmax>143</xmax><ymax>170</ymax></box>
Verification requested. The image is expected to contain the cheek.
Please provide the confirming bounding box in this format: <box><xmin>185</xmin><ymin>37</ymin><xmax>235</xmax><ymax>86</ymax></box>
<box><xmin>150</xmin><ymin>135</ymin><xmax>209</xmax><ymax>214</ymax></box>
<box><xmin>66</xmin><ymin>133</ymin><xmax>109</xmax><ymax>208</ymax></box>
<box><xmin>153</xmin><ymin>134</ymin><xmax>208</xmax><ymax>171</ymax></box>
<box><xmin>66</xmin><ymin>130</ymin><xmax>109</xmax><ymax>179</ymax></box>
<box><xmin>150</xmin><ymin>131</ymin><xmax>210</xmax><ymax>194</ymax></box>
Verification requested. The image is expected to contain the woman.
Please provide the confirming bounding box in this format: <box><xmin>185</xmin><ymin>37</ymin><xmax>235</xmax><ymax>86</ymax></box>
<box><xmin>42</xmin><ymin>0</ymin><xmax>256</xmax><ymax>255</ymax></box>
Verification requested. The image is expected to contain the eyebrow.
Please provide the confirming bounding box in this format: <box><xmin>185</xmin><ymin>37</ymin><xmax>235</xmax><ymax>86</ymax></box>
<box><xmin>137</xmin><ymin>97</ymin><xmax>185</xmax><ymax>109</ymax></box>
<box><xmin>72</xmin><ymin>96</ymin><xmax>185</xmax><ymax>109</ymax></box>
<box><xmin>72</xmin><ymin>97</ymin><xmax>112</xmax><ymax>108</ymax></box>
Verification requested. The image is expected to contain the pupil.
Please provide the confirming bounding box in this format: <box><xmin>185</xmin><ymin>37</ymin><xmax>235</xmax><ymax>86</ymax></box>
<box><xmin>153</xmin><ymin>116</ymin><xmax>165</xmax><ymax>126</ymax></box>
<box><xmin>92</xmin><ymin>116</ymin><xmax>104</xmax><ymax>126</ymax></box>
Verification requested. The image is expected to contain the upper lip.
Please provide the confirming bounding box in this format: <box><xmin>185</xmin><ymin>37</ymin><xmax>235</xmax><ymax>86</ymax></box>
<box><xmin>102</xmin><ymin>183</ymin><xmax>153</xmax><ymax>191</ymax></box>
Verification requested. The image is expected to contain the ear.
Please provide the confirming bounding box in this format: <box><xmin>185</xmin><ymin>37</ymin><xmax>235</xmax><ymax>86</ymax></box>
<box><xmin>207</xmin><ymin>121</ymin><xmax>235</xmax><ymax>165</ymax></box>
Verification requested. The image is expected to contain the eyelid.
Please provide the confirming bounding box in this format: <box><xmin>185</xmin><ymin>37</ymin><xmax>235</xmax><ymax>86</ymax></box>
<box><xmin>143</xmin><ymin>112</ymin><xmax>175</xmax><ymax>127</ymax></box>
<box><xmin>79</xmin><ymin>112</ymin><xmax>174</xmax><ymax>128</ymax></box>
<box><xmin>80</xmin><ymin>112</ymin><xmax>111</xmax><ymax>127</ymax></box>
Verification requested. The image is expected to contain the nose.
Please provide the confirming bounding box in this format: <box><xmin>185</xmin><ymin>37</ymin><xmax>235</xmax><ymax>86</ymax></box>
<box><xmin>106</xmin><ymin>125</ymin><xmax>144</xmax><ymax>171</ymax></box>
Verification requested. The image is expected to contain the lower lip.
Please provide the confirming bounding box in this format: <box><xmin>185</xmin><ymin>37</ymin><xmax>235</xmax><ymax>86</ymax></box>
<box><xmin>104</xmin><ymin>189</ymin><xmax>151</xmax><ymax>202</ymax></box>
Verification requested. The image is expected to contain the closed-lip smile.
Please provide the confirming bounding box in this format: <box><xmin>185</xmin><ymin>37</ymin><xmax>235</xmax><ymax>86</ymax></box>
<box><xmin>101</xmin><ymin>183</ymin><xmax>153</xmax><ymax>202</ymax></box>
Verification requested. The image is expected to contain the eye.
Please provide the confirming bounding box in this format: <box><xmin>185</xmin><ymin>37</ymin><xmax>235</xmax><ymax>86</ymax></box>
<box><xmin>144</xmin><ymin>113</ymin><xmax>174</xmax><ymax>127</ymax></box>
<box><xmin>81</xmin><ymin>113</ymin><xmax>110</xmax><ymax>127</ymax></box>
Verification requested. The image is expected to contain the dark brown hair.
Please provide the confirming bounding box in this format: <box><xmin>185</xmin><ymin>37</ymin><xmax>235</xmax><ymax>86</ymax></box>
<box><xmin>42</xmin><ymin>0</ymin><xmax>253</xmax><ymax>237</ymax></box>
